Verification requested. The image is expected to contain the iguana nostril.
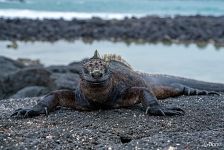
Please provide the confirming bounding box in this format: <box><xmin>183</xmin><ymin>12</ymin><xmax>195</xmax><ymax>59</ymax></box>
<box><xmin>91</xmin><ymin>70</ymin><xmax>103</xmax><ymax>79</ymax></box>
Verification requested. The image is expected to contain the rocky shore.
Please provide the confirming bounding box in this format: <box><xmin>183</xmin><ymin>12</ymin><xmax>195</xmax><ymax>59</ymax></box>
<box><xmin>1</xmin><ymin>15</ymin><xmax>224</xmax><ymax>46</ymax></box>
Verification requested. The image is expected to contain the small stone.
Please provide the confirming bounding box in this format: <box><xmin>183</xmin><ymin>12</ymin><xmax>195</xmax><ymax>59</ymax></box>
<box><xmin>46</xmin><ymin>135</ymin><xmax>53</xmax><ymax>139</ymax></box>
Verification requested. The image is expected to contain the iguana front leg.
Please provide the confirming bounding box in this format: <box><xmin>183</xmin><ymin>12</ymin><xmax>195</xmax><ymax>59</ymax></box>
<box><xmin>11</xmin><ymin>90</ymin><xmax>78</xmax><ymax>118</ymax></box>
<box><xmin>117</xmin><ymin>87</ymin><xmax>185</xmax><ymax>116</ymax></box>
<box><xmin>140</xmin><ymin>89</ymin><xmax>185</xmax><ymax>116</ymax></box>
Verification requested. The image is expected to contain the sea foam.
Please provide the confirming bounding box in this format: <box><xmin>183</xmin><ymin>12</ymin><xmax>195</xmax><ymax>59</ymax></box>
<box><xmin>0</xmin><ymin>9</ymin><xmax>145</xmax><ymax>20</ymax></box>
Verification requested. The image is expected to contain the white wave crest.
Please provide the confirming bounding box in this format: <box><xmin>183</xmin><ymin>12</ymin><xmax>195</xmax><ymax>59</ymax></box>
<box><xmin>0</xmin><ymin>9</ymin><xmax>145</xmax><ymax>20</ymax></box>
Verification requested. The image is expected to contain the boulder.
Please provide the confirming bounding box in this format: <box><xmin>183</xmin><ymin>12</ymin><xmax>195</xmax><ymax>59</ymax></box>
<box><xmin>11</xmin><ymin>86</ymin><xmax>49</xmax><ymax>98</ymax></box>
<box><xmin>0</xmin><ymin>67</ymin><xmax>53</xmax><ymax>99</ymax></box>
<box><xmin>0</xmin><ymin>56</ymin><xmax>24</xmax><ymax>77</ymax></box>
<box><xmin>47</xmin><ymin>65</ymin><xmax>81</xmax><ymax>90</ymax></box>
<box><xmin>50</xmin><ymin>73</ymin><xmax>80</xmax><ymax>90</ymax></box>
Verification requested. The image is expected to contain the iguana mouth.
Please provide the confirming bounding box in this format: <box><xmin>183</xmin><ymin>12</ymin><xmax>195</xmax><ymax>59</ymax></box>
<box><xmin>80</xmin><ymin>71</ymin><xmax>111</xmax><ymax>87</ymax></box>
<box><xmin>84</xmin><ymin>78</ymin><xmax>110</xmax><ymax>86</ymax></box>
<box><xmin>87</xmin><ymin>80</ymin><xmax>106</xmax><ymax>84</ymax></box>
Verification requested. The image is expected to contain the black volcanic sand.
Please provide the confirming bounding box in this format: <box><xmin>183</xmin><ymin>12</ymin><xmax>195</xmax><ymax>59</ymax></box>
<box><xmin>1</xmin><ymin>15</ymin><xmax>224</xmax><ymax>46</ymax></box>
<box><xmin>0</xmin><ymin>94</ymin><xmax>223</xmax><ymax>149</ymax></box>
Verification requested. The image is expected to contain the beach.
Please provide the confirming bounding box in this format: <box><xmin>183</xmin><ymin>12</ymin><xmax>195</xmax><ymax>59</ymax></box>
<box><xmin>1</xmin><ymin>94</ymin><xmax>223</xmax><ymax>149</ymax></box>
<box><xmin>1</xmin><ymin>0</ymin><xmax>224</xmax><ymax>149</ymax></box>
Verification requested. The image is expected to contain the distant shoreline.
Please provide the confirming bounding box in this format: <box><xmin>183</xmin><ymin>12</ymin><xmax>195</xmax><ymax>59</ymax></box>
<box><xmin>1</xmin><ymin>15</ymin><xmax>224</xmax><ymax>46</ymax></box>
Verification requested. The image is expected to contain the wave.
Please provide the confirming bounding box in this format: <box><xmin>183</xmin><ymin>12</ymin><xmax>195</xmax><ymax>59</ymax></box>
<box><xmin>0</xmin><ymin>9</ymin><xmax>146</xmax><ymax>20</ymax></box>
<box><xmin>1</xmin><ymin>9</ymin><xmax>223</xmax><ymax>20</ymax></box>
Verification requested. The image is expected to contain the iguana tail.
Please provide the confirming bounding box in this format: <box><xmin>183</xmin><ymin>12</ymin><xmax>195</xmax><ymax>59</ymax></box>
<box><xmin>141</xmin><ymin>73</ymin><xmax>224</xmax><ymax>92</ymax></box>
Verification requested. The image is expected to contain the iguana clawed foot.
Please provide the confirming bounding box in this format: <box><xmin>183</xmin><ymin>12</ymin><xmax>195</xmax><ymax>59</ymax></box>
<box><xmin>145</xmin><ymin>106</ymin><xmax>185</xmax><ymax>116</ymax></box>
<box><xmin>11</xmin><ymin>107</ymin><xmax>48</xmax><ymax>118</ymax></box>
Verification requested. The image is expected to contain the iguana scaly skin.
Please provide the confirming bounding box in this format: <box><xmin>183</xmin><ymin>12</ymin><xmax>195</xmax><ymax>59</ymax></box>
<box><xmin>12</xmin><ymin>50</ymin><xmax>224</xmax><ymax>118</ymax></box>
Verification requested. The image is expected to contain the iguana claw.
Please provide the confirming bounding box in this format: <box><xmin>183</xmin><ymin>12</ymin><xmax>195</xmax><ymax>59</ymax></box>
<box><xmin>145</xmin><ymin>106</ymin><xmax>185</xmax><ymax>116</ymax></box>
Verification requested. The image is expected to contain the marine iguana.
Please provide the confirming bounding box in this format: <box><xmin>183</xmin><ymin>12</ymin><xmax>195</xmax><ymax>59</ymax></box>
<box><xmin>11</xmin><ymin>50</ymin><xmax>224</xmax><ymax>118</ymax></box>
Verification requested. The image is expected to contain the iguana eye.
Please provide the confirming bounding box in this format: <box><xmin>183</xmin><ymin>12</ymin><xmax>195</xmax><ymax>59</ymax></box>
<box><xmin>84</xmin><ymin>68</ymin><xmax>89</xmax><ymax>74</ymax></box>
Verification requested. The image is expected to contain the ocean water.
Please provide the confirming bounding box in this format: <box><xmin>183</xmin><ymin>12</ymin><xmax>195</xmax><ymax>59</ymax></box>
<box><xmin>1</xmin><ymin>40</ymin><xmax>224</xmax><ymax>83</ymax></box>
<box><xmin>0</xmin><ymin>0</ymin><xmax>224</xmax><ymax>19</ymax></box>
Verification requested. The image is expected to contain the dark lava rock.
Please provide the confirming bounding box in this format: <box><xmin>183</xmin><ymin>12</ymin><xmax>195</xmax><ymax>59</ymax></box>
<box><xmin>0</xmin><ymin>56</ymin><xmax>25</xmax><ymax>77</ymax></box>
<box><xmin>16</xmin><ymin>58</ymin><xmax>44</xmax><ymax>68</ymax></box>
<box><xmin>0</xmin><ymin>57</ymin><xmax>51</xmax><ymax>99</ymax></box>
<box><xmin>50</xmin><ymin>73</ymin><xmax>80</xmax><ymax>90</ymax></box>
<box><xmin>11</xmin><ymin>86</ymin><xmax>49</xmax><ymax>99</ymax></box>
<box><xmin>0</xmin><ymin>57</ymin><xmax>82</xmax><ymax>99</ymax></box>
<box><xmin>0</xmin><ymin>55</ymin><xmax>84</xmax><ymax>99</ymax></box>
<box><xmin>47</xmin><ymin>64</ymin><xmax>81</xmax><ymax>74</ymax></box>
<box><xmin>46</xmin><ymin>65</ymin><xmax>81</xmax><ymax>90</ymax></box>
<box><xmin>0</xmin><ymin>67</ymin><xmax>53</xmax><ymax>99</ymax></box>
<box><xmin>0</xmin><ymin>94</ymin><xmax>223</xmax><ymax>149</ymax></box>
<box><xmin>1</xmin><ymin>16</ymin><xmax>224</xmax><ymax>45</ymax></box>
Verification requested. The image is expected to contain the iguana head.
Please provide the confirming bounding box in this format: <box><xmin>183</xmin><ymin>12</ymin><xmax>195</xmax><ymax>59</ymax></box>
<box><xmin>81</xmin><ymin>50</ymin><xmax>111</xmax><ymax>86</ymax></box>
<box><xmin>80</xmin><ymin>50</ymin><xmax>112</xmax><ymax>103</ymax></box>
